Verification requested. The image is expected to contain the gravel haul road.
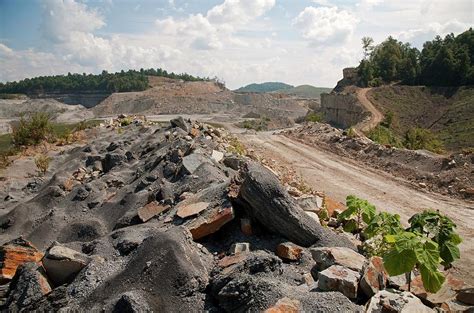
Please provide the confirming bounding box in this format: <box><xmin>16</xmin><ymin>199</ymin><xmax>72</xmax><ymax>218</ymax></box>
<box><xmin>239</xmin><ymin>131</ymin><xmax>474</xmax><ymax>284</ymax></box>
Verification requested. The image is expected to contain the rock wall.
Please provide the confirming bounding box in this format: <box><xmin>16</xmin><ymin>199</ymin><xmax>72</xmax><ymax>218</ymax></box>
<box><xmin>320</xmin><ymin>93</ymin><xmax>367</xmax><ymax>129</ymax></box>
<box><xmin>29</xmin><ymin>92</ymin><xmax>110</xmax><ymax>108</ymax></box>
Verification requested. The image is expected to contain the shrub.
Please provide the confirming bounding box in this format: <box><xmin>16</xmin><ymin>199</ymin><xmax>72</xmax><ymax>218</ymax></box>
<box><xmin>305</xmin><ymin>112</ymin><xmax>324</xmax><ymax>123</ymax></box>
<box><xmin>227</xmin><ymin>137</ymin><xmax>246</xmax><ymax>155</ymax></box>
<box><xmin>368</xmin><ymin>125</ymin><xmax>403</xmax><ymax>147</ymax></box>
<box><xmin>238</xmin><ymin>118</ymin><xmax>269</xmax><ymax>131</ymax></box>
<box><xmin>404</xmin><ymin>127</ymin><xmax>444</xmax><ymax>153</ymax></box>
<box><xmin>12</xmin><ymin>113</ymin><xmax>53</xmax><ymax>146</ymax></box>
<box><xmin>35</xmin><ymin>153</ymin><xmax>50</xmax><ymax>175</ymax></box>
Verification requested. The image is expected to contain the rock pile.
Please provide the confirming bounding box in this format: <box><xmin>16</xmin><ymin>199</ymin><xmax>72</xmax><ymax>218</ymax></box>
<box><xmin>0</xmin><ymin>117</ymin><xmax>471</xmax><ymax>311</ymax></box>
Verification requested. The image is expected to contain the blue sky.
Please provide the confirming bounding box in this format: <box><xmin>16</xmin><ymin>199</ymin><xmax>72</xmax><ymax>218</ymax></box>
<box><xmin>0</xmin><ymin>0</ymin><xmax>472</xmax><ymax>88</ymax></box>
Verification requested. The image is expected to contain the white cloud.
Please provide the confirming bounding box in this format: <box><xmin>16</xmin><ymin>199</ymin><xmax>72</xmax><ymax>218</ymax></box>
<box><xmin>155</xmin><ymin>0</ymin><xmax>275</xmax><ymax>51</ymax></box>
<box><xmin>312</xmin><ymin>0</ymin><xmax>331</xmax><ymax>6</ymax></box>
<box><xmin>40</xmin><ymin>0</ymin><xmax>105</xmax><ymax>43</ymax></box>
<box><xmin>397</xmin><ymin>20</ymin><xmax>471</xmax><ymax>48</ymax></box>
<box><xmin>293</xmin><ymin>6</ymin><xmax>359</xmax><ymax>46</ymax></box>
<box><xmin>206</xmin><ymin>0</ymin><xmax>275</xmax><ymax>25</ymax></box>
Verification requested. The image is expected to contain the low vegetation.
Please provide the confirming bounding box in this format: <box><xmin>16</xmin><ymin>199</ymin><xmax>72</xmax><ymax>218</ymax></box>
<box><xmin>12</xmin><ymin>112</ymin><xmax>54</xmax><ymax>146</ymax></box>
<box><xmin>238</xmin><ymin>117</ymin><xmax>270</xmax><ymax>131</ymax></box>
<box><xmin>0</xmin><ymin>113</ymin><xmax>101</xmax><ymax>169</ymax></box>
<box><xmin>34</xmin><ymin>153</ymin><xmax>51</xmax><ymax>175</ymax></box>
<box><xmin>367</xmin><ymin>86</ymin><xmax>473</xmax><ymax>151</ymax></box>
<box><xmin>336</xmin><ymin>195</ymin><xmax>462</xmax><ymax>293</ymax></box>
<box><xmin>358</xmin><ymin>28</ymin><xmax>474</xmax><ymax>87</ymax></box>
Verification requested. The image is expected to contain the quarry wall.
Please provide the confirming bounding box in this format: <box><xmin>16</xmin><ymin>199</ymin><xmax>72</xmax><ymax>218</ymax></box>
<box><xmin>320</xmin><ymin>93</ymin><xmax>368</xmax><ymax>129</ymax></box>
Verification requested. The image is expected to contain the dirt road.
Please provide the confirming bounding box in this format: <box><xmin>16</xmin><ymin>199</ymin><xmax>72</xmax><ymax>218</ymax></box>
<box><xmin>239</xmin><ymin>131</ymin><xmax>474</xmax><ymax>284</ymax></box>
<box><xmin>354</xmin><ymin>88</ymin><xmax>384</xmax><ymax>134</ymax></box>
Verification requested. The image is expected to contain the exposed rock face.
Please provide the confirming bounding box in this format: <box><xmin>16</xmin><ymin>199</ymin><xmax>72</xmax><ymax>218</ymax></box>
<box><xmin>239</xmin><ymin>162</ymin><xmax>355</xmax><ymax>248</ymax></box>
<box><xmin>42</xmin><ymin>243</ymin><xmax>90</xmax><ymax>286</ymax></box>
<box><xmin>4</xmin><ymin>262</ymin><xmax>52</xmax><ymax>311</ymax></box>
<box><xmin>366</xmin><ymin>289</ymin><xmax>434</xmax><ymax>312</ymax></box>
<box><xmin>0</xmin><ymin>238</ymin><xmax>43</xmax><ymax>283</ymax></box>
<box><xmin>310</xmin><ymin>247</ymin><xmax>366</xmax><ymax>272</ymax></box>
<box><xmin>318</xmin><ymin>265</ymin><xmax>360</xmax><ymax>299</ymax></box>
<box><xmin>320</xmin><ymin>93</ymin><xmax>367</xmax><ymax>129</ymax></box>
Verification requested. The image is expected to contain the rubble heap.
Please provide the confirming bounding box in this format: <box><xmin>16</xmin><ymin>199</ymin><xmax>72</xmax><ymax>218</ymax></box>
<box><xmin>0</xmin><ymin>117</ymin><xmax>471</xmax><ymax>312</ymax></box>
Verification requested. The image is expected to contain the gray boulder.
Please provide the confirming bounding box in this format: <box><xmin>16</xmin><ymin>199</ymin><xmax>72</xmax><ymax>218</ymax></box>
<box><xmin>318</xmin><ymin>265</ymin><xmax>360</xmax><ymax>299</ymax></box>
<box><xmin>239</xmin><ymin>162</ymin><xmax>355</xmax><ymax>248</ymax></box>
<box><xmin>311</xmin><ymin>247</ymin><xmax>366</xmax><ymax>272</ymax></box>
<box><xmin>170</xmin><ymin>116</ymin><xmax>189</xmax><ymax>132</ymax></box>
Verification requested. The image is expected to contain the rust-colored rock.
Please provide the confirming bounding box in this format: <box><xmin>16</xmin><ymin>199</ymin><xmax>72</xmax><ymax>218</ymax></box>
<box><xmin>0</xmin><ymin>238</ymin><xmax>43</xmax><ymax>283</ymax></box>
<box><xmin>360</xmin><ymin>256</ymin><xmax>388</xmax><ymax>297</ymax></box>
<box><xmin>138</xmin><ymin>202</ymin><xmax>170</xmax><ymax>222</ymax></box>
<box><xmin>323</xmin><ymin>196</ymin><xmax>346</xmax><ymax>218</ymax></box>
<box><xmin>276</xmin><ymin>243</ymin><xmax>302</xmax><ymax>261</ymax></box>
<box><xmin>218</xmin><ymin>254</ymin><xmax>248</xmax><ymax>268</ymax></box>
<box><xmin>240</xmin><ymin>218</ymin><xmax>253</xmax><ymax>235</ymax></box>
<box><xmin>177</xmin><ymin>202</ymin><xmax>209</xmax><ymax>218</ymax></box>
<box><xmin>265</xmin><ymin>298</ymin><xmax>300</xmax><ymax>313</ymax></box>
<box><xmin>188</xmin><ymin>206</ymin><xmax>234</xmax><ymax>240</ymax></box>
<box><xmin>189</xmin><ymin>128</ymin><xmax>200</xmax><ymax>138</ymax></box>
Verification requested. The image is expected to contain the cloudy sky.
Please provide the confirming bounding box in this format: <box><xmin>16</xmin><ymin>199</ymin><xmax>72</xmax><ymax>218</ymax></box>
<box><xmin>0</xmin><ymin>0</ymin><xmax>472</xmax><ymax>89</ymax></box>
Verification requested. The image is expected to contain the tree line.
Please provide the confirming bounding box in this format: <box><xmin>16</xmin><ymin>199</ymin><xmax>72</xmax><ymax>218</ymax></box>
<box><xmin>358</xmin><ymin>28</ymin><xmax>474</xmax><ymax>87</ymax></box>
<box><xmin>0</xmin><ymin>68</ymin><xmax>209</xmax><ymax>94</ymax></box>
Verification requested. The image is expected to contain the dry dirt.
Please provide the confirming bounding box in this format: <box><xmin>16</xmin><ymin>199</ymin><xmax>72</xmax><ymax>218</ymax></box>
<box><xmin>237</xmin><ymin>131</ymin><xmax>474</xmax><ymax>285</ymax></box>
<box><xmin>353</xmin><ymin>87</ymin><xmax>384</xmax><ymax>135</ymax></box>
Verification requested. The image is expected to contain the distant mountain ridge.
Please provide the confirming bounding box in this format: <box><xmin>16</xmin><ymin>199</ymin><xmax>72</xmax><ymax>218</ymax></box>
<box><xmin>273</xmin><ymin>85</ymin><xmax>332</xmax><ymax>99</ymax></box>
<box><xmin>235</xmin><ymin>82</ymin><xmax>331</xmax><ymax>99</ymax></box>
<box><xmin>235</xmin><ymin>82</ymin><xmax>294</xmax><ymax>93</ymax></box>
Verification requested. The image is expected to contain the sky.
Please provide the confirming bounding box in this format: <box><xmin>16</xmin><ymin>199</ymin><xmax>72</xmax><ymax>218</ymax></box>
<box><xmin>0</xmin><ymin>0</ymin><xmax>472</xmax><ymax>89</ymax></box>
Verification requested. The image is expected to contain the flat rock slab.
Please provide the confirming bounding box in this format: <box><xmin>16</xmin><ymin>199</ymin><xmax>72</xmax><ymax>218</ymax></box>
<box><xmin>42</xmin><ymin>244</ymin><xmax>90</xmax><ymax>286</ymax></box>
<box><xmin>182</xmin><ymin>154</ymin><xmax>210</xmax><ymax>175</ymax></box>
<box><xmin>138</xmin><ymin>202</ymin><xmax>170</xmax><ymax>222</ymax></box>
<box><xmin>188</xmin><ymin>206</ymin><xmax>234</xmax><ymax>240</ymax></box>
<box><xmin>177</xmin><ymin>202</ymin><xmax>209</xmax><ymax>218</ymax></box>
<box><xmin>317</xmin><ymin>265</ymin><xmax>360</xmax><ymax>299</ymax></box>
<box><xmin>367</xmin><ymin>289</ymin><xmax>434</xmax><ymax>312</ymax></box>
<box><xmin>0</xmin><ymin>238</ymin><xmax>43</xmax><ymax>282</ymax></box>
<box><xmin>211</xmin><ymin>150</ymin><xmax>224</xmax><ymax>163</ymax></box>
<box><xmin>311</xmin><ymin>247</ymin><xmax>366</xmax><ymax>272</ymax></box>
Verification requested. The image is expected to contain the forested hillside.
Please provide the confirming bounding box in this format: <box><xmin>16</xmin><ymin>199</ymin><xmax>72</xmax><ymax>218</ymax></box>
<box><xmin>358</xmin><ymin>28</ymin><xmax>474</xmax><ymax>87</ymax></box>
<box><xmin>0</xmin><ymin>68</ymin><xmax>208</xmax><ymax>94</ymax></box>
<box><xmin>235</xmin><ymin>82</ymin><xmax>294</xmax><ymax>93</ymax></box>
